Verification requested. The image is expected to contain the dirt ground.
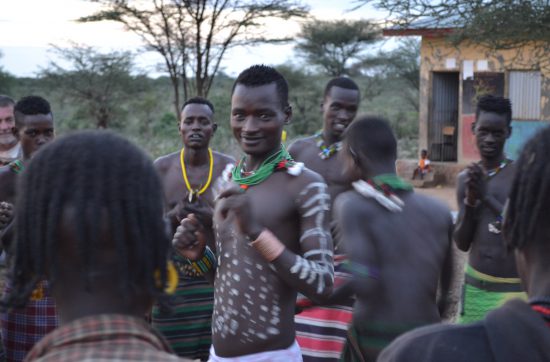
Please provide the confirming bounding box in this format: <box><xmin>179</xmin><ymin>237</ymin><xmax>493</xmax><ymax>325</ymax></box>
<box><xmin>415</xmin><ymin>185</ymin><xmax>458</xmax><ymax>212</ymax></box>
<box><xmin>415</xmin><ymin>185</ymin><xmax>467</xmax><ymax>322</ymax></box>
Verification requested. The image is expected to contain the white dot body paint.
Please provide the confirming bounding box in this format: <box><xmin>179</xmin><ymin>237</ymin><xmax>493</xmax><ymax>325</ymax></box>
<box><xmin>267</xmin><ymin>327</ymin><xmax>280</xmax><ymax>335</ymax></box>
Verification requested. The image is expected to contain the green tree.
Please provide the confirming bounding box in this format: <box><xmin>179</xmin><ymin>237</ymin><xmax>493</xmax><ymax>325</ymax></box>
<box><xmin>277</xmin><ymin>64</ymin><xmax>323</xmax><ymax>136</ymax></box>
<box><xmin>373</xmin><ymin>38</ymin><xmax>420</xmax><ymax>111</ymax></box>
<box><xmin>41</xmin><ymin>44</ymin><xmax>147</xmax><ymax>129</ymax></box>
<box><xmin>356</xmin><ymin>1</ymin><xmax>550</xmax><ymax>69</ymax></box>
<box><xmin>0</xmin><ymin>51</ymin><xmax>15</xmax><ymax>94</ymax></box>
<box><xmin>296</xmin><ymin>19</ymin><xmax>381</xmax><ymax>76</ymax></box>
<box><xmin>80</xmin><ymin>0</ymin><xmax>308</xmax><ymax>117</ymax></box>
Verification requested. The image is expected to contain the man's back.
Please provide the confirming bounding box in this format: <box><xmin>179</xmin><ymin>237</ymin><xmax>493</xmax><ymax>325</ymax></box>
<box><xmin>335</xmin><ymin>189</ymin><xmax>453</xmax><ymax>326</ymax></box>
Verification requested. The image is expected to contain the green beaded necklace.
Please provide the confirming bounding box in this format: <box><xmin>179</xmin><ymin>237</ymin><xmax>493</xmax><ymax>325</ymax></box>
<box><xmin>371</xmin><ymin>174</ymin><xmax>413</xmax><ymax>192</ymax></box>
<box><xmin>232</xmin><ymin>145</ymin><xmax>296</xmax><ymax>190</ymax></box>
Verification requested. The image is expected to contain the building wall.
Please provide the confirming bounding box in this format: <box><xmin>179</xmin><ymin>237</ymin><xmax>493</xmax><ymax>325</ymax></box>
<box><xmin>419</xmin><ymin>37</ymin><xmax>550</xmax><ymax>163</ymax></box>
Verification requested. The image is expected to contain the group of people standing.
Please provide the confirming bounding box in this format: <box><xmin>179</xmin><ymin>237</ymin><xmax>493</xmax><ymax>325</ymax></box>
<box><xmin>0</xmin><ymin>64</ymin><xmax>548</xmax><ymax>362</ymax></box>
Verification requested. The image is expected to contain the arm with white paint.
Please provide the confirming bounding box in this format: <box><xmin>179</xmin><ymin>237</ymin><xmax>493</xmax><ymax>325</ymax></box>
<box><xmin>268</xmin><ymin>180</ymin><xmax>334</xmax><ymax>302</ymax></box>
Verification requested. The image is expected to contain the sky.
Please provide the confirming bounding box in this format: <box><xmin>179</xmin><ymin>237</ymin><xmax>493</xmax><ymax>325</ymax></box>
<box><xmin>0</xmin><ymin>0</ymin><xmax>387</xmax><ymax>78</ymax></box>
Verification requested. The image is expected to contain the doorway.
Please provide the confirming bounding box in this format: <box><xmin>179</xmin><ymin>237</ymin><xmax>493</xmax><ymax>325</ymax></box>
<box><xmin>429</xmin><ymin>72</ymin><xmax>459</xmax><ymax>162</ymax></box>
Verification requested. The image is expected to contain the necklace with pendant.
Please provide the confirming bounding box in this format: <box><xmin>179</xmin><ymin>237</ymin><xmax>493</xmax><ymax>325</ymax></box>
<box><xmin>180</xmin><ymin>147</ymin><xmax>214</xmax><ymax>202</ymax></box>
<box><xmin>484</xmin><ymin>158</ymin><xmax>512</xmax><ymax>234</ymax></box>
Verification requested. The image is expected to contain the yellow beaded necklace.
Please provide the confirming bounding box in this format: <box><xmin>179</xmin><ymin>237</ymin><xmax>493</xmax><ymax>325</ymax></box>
<box><xmin>180</xmin><ymin>147</ymin><xmax>214</xmax><ymax>201</ymax></box>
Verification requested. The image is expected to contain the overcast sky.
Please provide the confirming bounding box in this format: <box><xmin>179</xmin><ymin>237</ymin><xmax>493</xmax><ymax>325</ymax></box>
<box><xmin>0</xmin><ymin>0</ymin><xmax>387</xmax><ymax>77</ymax></box>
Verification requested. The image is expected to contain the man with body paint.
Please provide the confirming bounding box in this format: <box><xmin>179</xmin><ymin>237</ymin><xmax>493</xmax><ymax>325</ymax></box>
<box><xmin>173</xmin><ymin>65</ymin><xmax>334</xmax><ymax>361</ymax></box>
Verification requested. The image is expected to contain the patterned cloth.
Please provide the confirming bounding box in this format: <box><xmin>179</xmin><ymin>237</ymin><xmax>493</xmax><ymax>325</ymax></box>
<box><xmin>208</xmin><ymin>341</ymin><xmax>302</xmax><ymax>362</ymax></box>
<box><xmin>460</xmin><ymin>264</ymin><xmax>526</xmax><ymax>323</ymax></box>
<box><xmin>295</xmin><ymin>256</ymin><xmax>354</xmax><ymax>362</ymax></box>
<box><xmin>1</xmin><ymin>280</ymin><xmax>58</xmax><ymax>362</ymax></box>
<box><xmin>340</xmin><ymin>322</ymin><xmax>418</xmax><ymax>362</ymax></box>
<box><xmin>152</xmin><ymin>256</ymin><xmax>214</xmax><ymax>361</ymax></box>
<box><xmin>24</xmin><ymin>314</ymin><xmax>184</xmax><ymax>361</ymax></box>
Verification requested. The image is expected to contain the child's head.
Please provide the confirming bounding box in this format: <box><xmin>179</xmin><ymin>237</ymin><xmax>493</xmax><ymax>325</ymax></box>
<box><xmin>421</xmin><ymin>149</ymin><xmax>428</xmax><ymax>159</ymax></box>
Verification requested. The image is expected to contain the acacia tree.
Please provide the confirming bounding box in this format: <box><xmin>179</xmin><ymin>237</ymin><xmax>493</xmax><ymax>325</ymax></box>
<box><xmin>42</xmin><ymin>45</ymin><xmax>146</xmax><ymax>129</ymax></box>
<box><xmin>296</xmin><ymin>19</ymin><xmax>381</xmax><ymax>76</ymax></box>
<box><xmin>375</xmin><ymin>38</ymin><xmax>420</xmax><ymax>111</ymax></box>
<box><xmin>80</xmin><ymin>0</ymin><xmax>308</xmax><ymax>116</ymax></box>
<box><xmin>355</xmin><ymin>0</ymin><xmax>550</xmax><ymax>69</ymax></box>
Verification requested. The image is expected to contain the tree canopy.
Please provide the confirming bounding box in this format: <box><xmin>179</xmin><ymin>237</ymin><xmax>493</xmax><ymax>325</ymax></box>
<box><xmin>296</xmin><ymin>19</ymin><xmax>381</xmax><ymax>76</ymax></box>
<box><xmin>41</xmin><ymin>45</ymin><xmax>147</xmax><ymax>129</ymax></box>
<box><xmin>80</xmin><ymin>0</ymin><xmax>308</xmax><ymax>116</ymax></box>
<box><xmin>356</xmin><ymin>0</ymin><xmax>550</xmax><ymax>49</ymax></box>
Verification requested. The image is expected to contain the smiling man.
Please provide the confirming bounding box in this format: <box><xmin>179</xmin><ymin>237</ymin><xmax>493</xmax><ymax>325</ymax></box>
<box><xmin>152</xmin><ymin>96</ymin><xmax>234</xmax><ymax>361</ymax></box>
<box><xmin>453</xmin><ymin>95</ymin><xmax>526</xmax><ymax>323</ymax></box>
<box><xmin>173</xmin><ymin>65</ymin><xmax>334</xmax><ymax>361</ymax></box>
<box><xmin>289</xmin><ymin>77</ymin><xmax>360</xmax><ymax>206</ymax></box>
<box><xmin>0</xmin><ymin>95</ymin><xmax>57</xmax><ymax>362</ymax></box>
<box><xmin>0</xmin><ymin>95</ymin><xmax>20</xmax><ymax>166</ymax></box>
<box><xmin>289</xmin><ymin>78</ymin><xmax>360</xmax><ymax>361</ymax></box>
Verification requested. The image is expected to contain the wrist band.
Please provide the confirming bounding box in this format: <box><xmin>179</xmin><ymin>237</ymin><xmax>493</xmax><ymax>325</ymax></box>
<box><xmin>345</xmin><ymin>261</ymin><xmax>380</xmax><ymax>280</ymax></box>
<box><xmin>250</xmin><ymin>229</ymin><xmax>286</xmax><ymax>262</ymax></box>
<box><xmin>186</xmin><ymin>246</ymin><xmax>217</xmax><ymax>274</ymax></box>
<box><xmin>464</xmin><ymin>197</ymin><xmax>481</xmax><ymax>208</ymax></box>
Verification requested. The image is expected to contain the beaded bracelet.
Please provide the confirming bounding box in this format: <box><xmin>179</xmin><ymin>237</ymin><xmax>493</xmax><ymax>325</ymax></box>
<box><xmin>187</xmin><ymin>246</ymin><xmax>217</xmax><ymax>274</ymax></box>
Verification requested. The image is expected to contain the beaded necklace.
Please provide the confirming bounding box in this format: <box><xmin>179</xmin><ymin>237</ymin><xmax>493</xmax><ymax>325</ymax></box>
<box><xmin>484</xmin><ymin>158</ymin><xmax>512</xmax><ymax>178</ymax></box>
<box><xmin>368</xmin><ymin>174</ymin><xmax>413</xmax><ymax>194</ymax></box>
<box><xmin>180</xmin><ymin>147</ymin><xmax>213</xmax><ymax>202</ymax></box>
<box><xmin>8</xmin><ymin>159</ymin><xmax>24</xmax><ymax>174</ymax></box>
<box><xmin>232</xmin><ymin>145</ymin><xmax>302</xmax><ymax>191</ymax></box>
<box><xmin>354</xmin><ymin>174</ymin><xmax>413</xmax><ymax>212</ymax></box>
<box><xmin>315</xmin><ymin>131</ymin><xmax>341</xmax><ymax>159</ymax></box>
<box><xmin>483</xmin><ymin>158</ymin><xmax>512</xmax><ymax>234</ymax></box>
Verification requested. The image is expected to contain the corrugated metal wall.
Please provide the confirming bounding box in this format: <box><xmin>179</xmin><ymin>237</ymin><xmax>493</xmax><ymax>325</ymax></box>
<box><xmin>509</xmin><ymin>71</ymin><xmax>541</xmax><ymax>120</ymax></box>
<box><xmin>429</xmin><ymin>72</ymin><xmax>459</xmax><ymax>161</ymax></box>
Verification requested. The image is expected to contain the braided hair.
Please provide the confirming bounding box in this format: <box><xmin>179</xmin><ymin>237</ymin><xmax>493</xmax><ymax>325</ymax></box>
<box><xmin>3</xmin><ymin>131</ymin><xmax>170</xmax><ymax>308</ymax></box>
<box><xmin>503</xmin><ymin>126</ymin><xmax>550</xmax><ymax>250</ymax></box>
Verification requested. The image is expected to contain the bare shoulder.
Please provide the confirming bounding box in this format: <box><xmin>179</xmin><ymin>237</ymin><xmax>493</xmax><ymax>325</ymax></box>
<box><xmin>408</xmin><ymin>192</ymin><xmax>453</xmax><ymax>224</ymax></box>
<box><xmin>212</xmin><ymin>151</ymin><xmax>236</xmax><ymax>167</ymax></box>
<box><xmin>332</xmin><ymin>189</ymin><xmax>366</xmax><ymax>219</ymax></box>
<box><xmin>288</xmin><ymin>135</ymin><xmax>316</xmax><ymax>156</ymax></box>
<box><xmin>153</xmin><ymin>151</ymin><xmax>179</xmax><ymax>174</ymax></box>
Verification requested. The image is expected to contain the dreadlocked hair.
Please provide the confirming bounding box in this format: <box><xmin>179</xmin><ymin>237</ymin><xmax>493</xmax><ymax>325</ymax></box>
<box><xmin>503</xmin><ymin>126</ymin><xmax>550</xmax><ymax>250</ymax></box>
<box><xmin>2</xmin><ymin>130</ymin><xmax>170</xmax><ymax>309</ymax></box>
